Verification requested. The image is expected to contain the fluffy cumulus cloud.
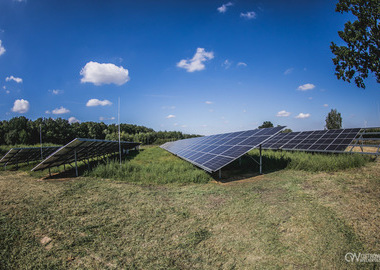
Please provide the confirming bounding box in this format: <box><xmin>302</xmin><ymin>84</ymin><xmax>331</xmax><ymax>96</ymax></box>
<box><xmin>217</xmin><ymin>2</ymin><xmax>233</xmax><ymax>13</ymax></box>
<box><xmin>205</xmin><ymin>101</ymin><xmax>213</xmax><ymax>104</ymax></box>
<box><xmin>5</xmin><ymin>76</ymin><xmax>22</xmax><ymax>83</ymax></box>
<box><xmin>68</xmin><ymin>117</ymin><xmax>80</xmax><ymax>124</ymax></box>
<box><xmin>276</xmin><ymin>110</ymin><xmax>291</xmax><ymax>117</ymax></box>
<box><xmin>297</xmin><ymin>83</ymin><xmax>315</xmax><ymax>91</ymax></box>
<box><xmin>295</xmin><ymin>113</ymin><xmax>310</xmax><ymax>119</ymax></box>
<box><xmin>12</xmin><ymin>99</ymin><xmax>29</xmax><ymax>113</ymax></box>
<box><xmin>177</xmin><ymin>48</ymin><xmax>214</xmax><ymax>72</ymax></box>
<box><xmin>0</xmin><ymin>40</ymin><xmax>5</xmax><ymax>56</ymax></box>
<box><xmin>80</xmin><ymin>61</ymin><xmax>130</xmax><ymax>86</ymax></box>
<box><xmin>86</xmin><ymin>98</ymin><xmax>112</xmax><ymax>107</ymax></box>
<box><xmin>166</xmin><ymin>114</ymin><xmax>176</xmax><ymax>119</ymax></box>
<box><xmin>240</xmin><ymin>11</ymin><xmax>256</xmax><ymax>19</ymax></box>
<box><xmin>52</xmin><ymin>106</ymin><xmax>70</xmax><ymax>114</ymax></box>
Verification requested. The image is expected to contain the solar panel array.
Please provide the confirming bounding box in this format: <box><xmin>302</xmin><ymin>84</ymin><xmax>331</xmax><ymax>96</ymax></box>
<box><xmin>32</xmin><ymin>138</ymin><xmax>140</xmax><ymax>172</ymax></box>
<box><xmin>0</xmin><ymin>146</ymin><xmax>61</xmax><ymax>167</ymax></box>
<box><xmin>161</xmin><ymin>126</ymin><xmax>284</xmax><ymax>172</ymax></box>
<box><xmin>261</xmin><ymin>128</ymin><xmax>361</xmax><ymax>152</ymax></box>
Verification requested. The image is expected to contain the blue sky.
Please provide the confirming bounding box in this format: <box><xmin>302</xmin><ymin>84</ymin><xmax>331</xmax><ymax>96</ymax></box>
<box><xmin>0</xmin><ymin>0</ymin><xmax>379</xmax><ymax>135</ymax></box>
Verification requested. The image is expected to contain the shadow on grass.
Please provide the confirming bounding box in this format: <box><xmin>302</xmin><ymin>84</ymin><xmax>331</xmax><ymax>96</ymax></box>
<box><xmin>210</xmin><ymin>152</ymin><xmax>290</xmax><ymax>183</ymax></box>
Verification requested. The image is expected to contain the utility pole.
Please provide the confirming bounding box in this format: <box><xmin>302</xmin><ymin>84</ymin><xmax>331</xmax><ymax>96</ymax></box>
<box><xmin>40</xmin><ymin>124</ymin><xmax>43</xmax><ymax>160</ymax></box>
<box><xmin>118</xmin><ymin>97</ymin><xmax>121</xmax><ymax>166</ymax></box>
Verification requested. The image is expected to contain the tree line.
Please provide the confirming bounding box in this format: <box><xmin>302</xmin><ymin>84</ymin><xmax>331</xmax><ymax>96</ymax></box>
<box><xmin>0</xmin><ymin>117</ymin><xmax>199</xmax><ymax>146</ymax></box>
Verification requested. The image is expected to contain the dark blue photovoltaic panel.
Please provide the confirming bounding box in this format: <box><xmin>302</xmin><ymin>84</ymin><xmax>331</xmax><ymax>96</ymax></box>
<box><xmin>161</xmin><ymin>127</ymin><xmax>284</xmax><ymax>172</ymax></box>
<box><xmin>261</xmin><ymin>128</ymin><xmax>361</xmax><ymax>153</ymax></box>
<box><xmin>0</xmin><ymin>146</ymin><xmax>61</xmax><ymax>167</ymax></box>
<box><xmin>32</xmin><ymin>138</ymin><xmax>140</xmax><ymax>172</ymax></box>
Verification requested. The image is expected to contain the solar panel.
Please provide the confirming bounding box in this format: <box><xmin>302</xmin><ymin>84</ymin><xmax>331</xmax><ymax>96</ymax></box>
<box><xmin>31</xmin><ymin>138</ymin><xmax>140</xmax><ymax>172</ymax></box>
<box><xmin>261</xmin><ymin>128</ymin><xmax>361</xmax><ymax>153</ymax></box>
<box><xmin>161</xmin><ymin>127</ymin><xmax>284</xmax><ymax>173</ymax></box>
<box><xmin>0</xmin><ymin>146</ymin><xmax>61</xmax><ymax>167</ymax></box>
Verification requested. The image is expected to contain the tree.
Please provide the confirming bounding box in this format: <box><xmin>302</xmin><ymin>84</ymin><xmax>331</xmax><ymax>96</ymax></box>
<box><xmin>330</xmin><ymin>0</ymin><xmax>380</xmax><ymax>89</ymax></box>
<box><xmin>281</xmin><ymin>128</ymin><xmax>293</xmax><ymax>133</ymax></box>
<box><xmin>258</xmin><ymin>121</ymin><xmax>274</xmax><ymax>128</ymax></box>
<box><xmin>325</xmin><ymin>109</ymin><xmax>342</xmax><ymax>129</ymax></box>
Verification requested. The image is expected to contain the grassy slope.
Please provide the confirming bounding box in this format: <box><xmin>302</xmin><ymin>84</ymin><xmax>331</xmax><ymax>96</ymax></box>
<box><xmin>1</xmin><ymin>154</ymin><xmax>379</xmax><ymax>269</ymax></box>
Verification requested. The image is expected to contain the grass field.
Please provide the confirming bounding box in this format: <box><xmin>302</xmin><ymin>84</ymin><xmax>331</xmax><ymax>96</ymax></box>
<box><xmin>1</xmin><ymin>147</ymin><xmax>379</xmax><ymax>269</ymax></box>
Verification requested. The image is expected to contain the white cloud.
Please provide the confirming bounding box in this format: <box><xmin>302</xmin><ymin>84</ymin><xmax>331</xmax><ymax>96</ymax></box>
<box><xmin>6</xmin><ymin>90</ymin><xmax>10</xmax><ymax>94</ymax></box>
<box><xmin>68</xmin><ymin>117</ymin><xmax>80</xmax><ymax>124</ymax></box>
<box><xmin>86</xmin><ymin>98</ymin><xmax>112</xmax><ymax>107</ymax></box>
<box><xmin>80</xmin><ymin>61</ymin><xmax>130</xmax><ymax>86</ymax></box>
<box><xmin>308</xmin><ymin>97</ymin><xmax>313</xmax><ymax>100</ymax></box>
<box><xmin>295</xmin><ymin>113</ymin><xmax>310</xmax><ymax>119</ymax></box>
<box><xmin>240</xmin><ymin>11</ymin><xmax>256</xmax><ymax>19</ymax></box>
<box><xmin>222</xmin><ymin>59</ymin><xmax>232</xmax><ymax>69</ymax></box>
<box><xmin>0</xmin><ymin>40</ymin><xmax>5</xmax><ymax>56</ymax></box>
<box><xmin>12</xmin><ymin>99</ymin><xmax>29</xmax><ymax>113</ymax></box>
<box><xmin>323</xmin><ymin>104</ymin><xmax>328</xmax><ymax>107</ymax></box>
<box><xmin>181</xmin><ymin>125</ymin><xmax>187</xmax><ymax>128</ymax></box>
<box><xmin>276</xmin><ymin>110</ymin><xmax>291</xmax><ymax>117</ymax></box>
<box><xmin>201</xmin><ymin>124</ymin><xmax>208</xmax><ymax>127</ymax></box>
<box><xmin>297</xmin><ymin>83</ymin><xmax>315</xmax><ymax>91</ymax></box>
<box><xmin>5</xmin><ymin>76</ymin><xmax>22</xmax><ymax>83</ymax></box>
<box><xmin>166</xmin><ymin>114</ymin><xmax>176</xmax><ymax>119</ymax></box>
<box><xmin>284</xmin><ymin>68</ymin><xmax>294</xmax><ymax>75</ymax></box>
<box><xmin>99</xmin><ymin>116</ymin><xmax>116</xmax><ymax>121</ymax></box>
<box><xmin>162</xmin><ymin>105</ymin><xmax>176</xmax><ymax>109</ymax></box>
<box><xmin>237</xmin><ymin>62</ymin><xmax>247</xmax><ymax>67</ymax></box>
<box><xmin>177</xmin><ymin>48</ymin><xmax>214</xmax><ymax>72</ymax></box>
<box><xmin>217</xmin><ymin>2</ymin><xmax>233</xmax><ymax>13</ymax></box>
<box><xmin>52</xmin><ymin>106</ymin><xmax>70</xmax><ymax>114</ymax></box>
<box><xmin>45</xmin><ymin>110</ymin><xmax>50</xmax><ymax>114</ymax></box>
<box><xmin>49</xmin><ymin>89</ymin><xmax>63</xmax><ymax>95</ymax></box>
<box><xmin>173</xmin><ymin>123</ymin><xmax>178</xmax><ymax>126</ymax></box>
<box><xmin>205</xmin><ymin>101</ymin><xmax>213</xmax><ymax>104</ymax></box>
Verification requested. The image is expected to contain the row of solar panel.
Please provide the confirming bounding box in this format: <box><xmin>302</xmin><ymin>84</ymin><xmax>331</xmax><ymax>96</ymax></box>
<box><xmin>161</xmin><ymin>126</ymin><xmax>285</xmax><ymax>172</ymax></box>
<box><xmin>0</xmin><ymin>147</ymin><xmax>61</xmax><ymax>166</ymax></box>
<box><xmin>0</xmin><ymin>139</ymin><xmax>140</xmax><ymax>172</ymax></box>
<box><xmin>261</xmin><ymin>128</ymin><xmax>361</xmax><ymax>152</ymax></box>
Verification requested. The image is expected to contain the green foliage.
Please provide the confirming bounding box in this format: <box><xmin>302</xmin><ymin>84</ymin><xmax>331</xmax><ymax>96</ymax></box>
<box><xmin>281</xmin><ymin>128</ymin><xmax>293</xmax><ymax>133</ymax></box>
<box><xmin>330</xmin><ymin>0</ymin><xmax>380</xmax><ymax>88</ymax></box>
<box><xmin>87</xmin><ymin>147</ymin><xmax>212</xmax><ymax>184</ymax></box>
<box><xmin>0</xmin><ymin>117</ymin><xmax>198</xmax><ymax>146</ymax></box>
<box><xmin>258</xmin><ymin>121</ymin><xmax>274</xmax><ymax>128</ymax></box>
<box><xmin>325</xmin><ymin>109</ymin><xmax>342</xmax><ymax>129</ymax></box>
<box><xmin>247</xmin><ymin>149</ymin><xmax>373</xmax><ymax>173</ymax></box>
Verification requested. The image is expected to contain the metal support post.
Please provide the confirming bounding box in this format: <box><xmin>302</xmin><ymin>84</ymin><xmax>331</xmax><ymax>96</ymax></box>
<box><xmin>239</xmin><ymin>157</ymin><xmax>242</xmax><ymax>166</ymax></box>
<box><xmin>74</xmin><ymin>149</ymin><xmax>78</xmax><ymax>177</ymax></box>
<box><xmin>219</xmin><ymin>169</ymin><xmax>222</xmax><ymax>179</ymax></box>
<box><xmin>48</xmin><ymin>167</ymin><xmax>51</xmax><ymax>177</ymax></box>
<box><xmin>259</xmin><ymin>144</ymin><xmax>263</xmax><ymax>175</ymax></box>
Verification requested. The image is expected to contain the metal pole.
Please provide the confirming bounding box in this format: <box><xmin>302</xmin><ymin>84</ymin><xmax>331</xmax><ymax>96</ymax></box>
<box><xmin>48</xmin><ymin>167</ymin><xmax>51</xmax><ymax>177</ymax></box>
<box><xmin>74</xmin><ymin>149</ymin><xmax>78</xmax><ymax>177</ymax></box>
<box><xmin>219</xmin><ymin>169</ymin><xmax>221</xmax><ymax>179</ymax></box>
<box><xmin>259</xmin><ymin>144</ymin><xmax>262</xmax><ymax>174</ymax></box>
<box><xmin>118</xmin><ymin>97</ymin><xmax>121</xmax><ymax>166</ymax></box>
<box><xmin>40</xmin><ymin>124</ymin><xmax>43</xmax><ymax>160</ymax></box>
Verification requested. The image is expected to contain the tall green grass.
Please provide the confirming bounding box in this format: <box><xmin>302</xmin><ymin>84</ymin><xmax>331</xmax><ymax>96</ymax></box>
<box><xmin>86</xmin><ymin>147</ymin><xmax>212</xmax><ymax>184</ymax></box>
<box><xmin>246</xmin><ymin>149</ymin><xmax>374</xmax><ymax>173</ymax></box>
<box><xmin>87</xmin><ymin>147</ymin><xmax>374</xmax><ymax>184</ymax></box>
